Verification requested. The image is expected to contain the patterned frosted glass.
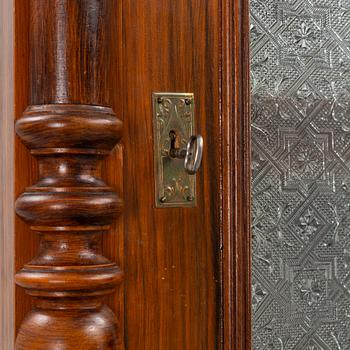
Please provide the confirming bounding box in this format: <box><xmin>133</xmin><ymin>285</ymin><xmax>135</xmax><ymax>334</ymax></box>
<box><xmin>251</xmin><ymin>1</ymin><xmax>350</xmax><ymax>348</ymax></box>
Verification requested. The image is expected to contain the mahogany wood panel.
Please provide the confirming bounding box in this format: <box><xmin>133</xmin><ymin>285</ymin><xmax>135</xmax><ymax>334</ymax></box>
<box><xmin>221</xmin><ymin>0</ymin><xmax>252</xmax><ymax>349</ymax></box>
<box><xmin>14</xmin><ymin>0</ymin><xmax>36</xmax><ymax>337</ymax></box>
<box><xmin>121</xmin><ymin>0</ymin><xmax>221</xmax><ymax>348</ymax></box>
<box><xmin>11</xmin><ymin>0</ymin><xmax>252</xmax><ymax>349</ymax></box>
<box><xmin>0</xmin><ymin>0</ymin><xmax>15</xmax><ymax>348</ymax></box>
<box><xmin>14</xmin><ymin>1</ymin><xmax>124</xmax><ymax>349</ymax></box>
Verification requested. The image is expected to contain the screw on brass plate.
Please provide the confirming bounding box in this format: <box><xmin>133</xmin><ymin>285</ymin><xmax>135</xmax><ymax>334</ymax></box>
<box><xmin>153</xmin><ymin>93</ymin><xmax>198</xmax><ymax>208</ymax></box>
<box><xmin>186</xmin><ymin>195</ymin><xmax>194</xmax><ymax>202</ymax></box>
<box><xmin>159</xmin><ymin>196</ymin><xmax>167</xmax><ymax>203</ymax></box>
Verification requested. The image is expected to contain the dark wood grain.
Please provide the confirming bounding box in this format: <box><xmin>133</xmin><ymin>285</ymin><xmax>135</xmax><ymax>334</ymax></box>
<box><xmin>121</xmin><ymin>0</ymin><xmax>221</xmax><ymax>348</ymax></box>
<box><xmin>14</xmin><ymin>1</ymin><xmax>124</xmax><ymax>349</ymax></box>
<box><xmin>29</xmin><ymin>0</ymin><xmax>113</xmax><ymax>106</ymax></box>
<box><xmin>0</xmin><ymin>0</ymin><xmax>15</xmax><ymax>349</ymax></box>
<box><xmin>221</xmin><ymin>0</ymin><xmax>252</xmax><ymax>349</ymax></box>
<box><xmin>11</xmin><ymin>0</ymin><xmax>252</xmax><ymax>349</ymax></box>
<box><xmin>14</xmin><ymin>0</ymin><xmax>37</xmax><ymax>338</ymax></box>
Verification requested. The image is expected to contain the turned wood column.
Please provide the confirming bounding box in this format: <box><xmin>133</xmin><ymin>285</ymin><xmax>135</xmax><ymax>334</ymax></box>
<box><xmin>15</xmin><ymin>1</ymin><xmax>123</xmax><ymax>349</ymax></box>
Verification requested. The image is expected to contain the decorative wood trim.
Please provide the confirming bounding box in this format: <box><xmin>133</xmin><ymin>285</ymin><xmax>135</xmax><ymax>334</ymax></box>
<box><xmin>221</xmin><ymin>0</ymin><xmax>251</xmax><ymax>348</ymax></box>
<box><xmin>14</xmin><ymin>1</ymin><xmax>124</xmax><ymax>349</ymax></box>
<box><xmin>0</xmin><ymin>0</ymin><xmax>15</xmax><ymax>349</ymax></box>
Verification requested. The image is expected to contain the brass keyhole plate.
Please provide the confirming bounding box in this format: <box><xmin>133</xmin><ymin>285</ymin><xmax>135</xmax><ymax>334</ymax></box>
<box><xmin>152</xmin><ymin>92</ymin><xmax>197</xmax><ymax>208</ymax></box>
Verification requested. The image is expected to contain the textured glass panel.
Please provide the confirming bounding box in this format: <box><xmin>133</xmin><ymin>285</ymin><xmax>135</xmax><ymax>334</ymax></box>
<box><xmin>251</xmin><ymin>1</ymin><xmax>350</xmax><ymax>349</ymax></box>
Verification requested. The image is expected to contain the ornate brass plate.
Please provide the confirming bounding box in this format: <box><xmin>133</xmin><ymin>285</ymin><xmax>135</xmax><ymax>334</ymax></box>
<box><xmin>153</xmin><ymin>92</ymin><xmax>196</xmax><ymax>208</ymax></box>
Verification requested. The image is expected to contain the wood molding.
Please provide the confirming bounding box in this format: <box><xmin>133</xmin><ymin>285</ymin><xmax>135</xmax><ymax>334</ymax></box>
<box><xmin>14</xmin><ymin>1</ymin><xmax>124</xmax><ymax>349</ymax></box>
<box><xmin>221</xmin><ymin>0</ymin><xmax>252</xmax><ymax>348</ymax></box>
<box><xmin>7</xmin><ymin>1</ymin><xmax>252</xmax><ymax>348</ymax></box>
<box><xmin>0</xmin><ymin>0</ymin><xmax>15</xmax><ymax>349</ymax></box>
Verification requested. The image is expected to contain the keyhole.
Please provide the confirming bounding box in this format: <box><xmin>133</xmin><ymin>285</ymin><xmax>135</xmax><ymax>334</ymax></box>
<box><xmin>169</xmin><ymin>130</ymin><xmax>181</xmax><ymax>157</ymax></box>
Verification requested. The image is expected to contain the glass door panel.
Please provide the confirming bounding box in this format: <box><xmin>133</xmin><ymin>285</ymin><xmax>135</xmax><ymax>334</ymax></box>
<box><xmin>251</xmin><ymin>1</ymin><xmax>350</xmax><ymax>348</ymax></box>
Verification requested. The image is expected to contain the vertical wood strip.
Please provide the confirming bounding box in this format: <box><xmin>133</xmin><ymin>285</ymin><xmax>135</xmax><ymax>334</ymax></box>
<box><xmin>0</xmin><ymin>0</ymin><xmax>15</xmax><ymax>348</ymax></box>
<box><xmin>221</xmin><ymin>0</ymin><xmax>252</xmax><ymax>349</ymax></box>
<box><xmin>14</xmin><ymin>0</ymin><xmax>34</xmax><ymax>337</ymax></box>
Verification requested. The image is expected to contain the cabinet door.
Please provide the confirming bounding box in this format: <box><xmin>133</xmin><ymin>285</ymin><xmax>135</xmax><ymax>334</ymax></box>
<box><xmin>4</xmin><ymin>1</ymin><xmax>226</xmax><ymax>349</ymax></box>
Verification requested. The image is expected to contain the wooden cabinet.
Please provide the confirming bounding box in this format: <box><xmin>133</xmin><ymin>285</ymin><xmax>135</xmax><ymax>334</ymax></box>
<box><xmin>0</xmin><ymin>1</ymin><xmax>251</xmax><ymax>348</ymax></box>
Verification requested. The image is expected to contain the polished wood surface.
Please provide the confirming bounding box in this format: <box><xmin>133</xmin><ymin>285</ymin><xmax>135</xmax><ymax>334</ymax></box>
<box><xmin>10</xmin><ymin>0</ymin><xmax>252</xmax><ymax>349</ymax></box>
<box><xmin>121</xmin><ymin>0</ymin><xmax>221</xmax><ymax>348</ymax></box>
<box><xmin>14</xmin><ymin>1</ymin><xmax>123</xmax><ymax>349</ymax></box>
<box><xmin>221</xmin><ymin>0</ymin><xmax>252</xmax><ymax>348</ymax></box>
<box><xmin>0</xmin><ymin>0</ymin><xmax>15</xmax><ymax>348</ymax></box>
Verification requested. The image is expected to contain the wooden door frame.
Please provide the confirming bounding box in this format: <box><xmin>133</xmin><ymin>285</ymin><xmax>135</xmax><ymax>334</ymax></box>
<box><xmin>0</xmin><ymin>0</ymin><xmax>252</xmax><ymax>348</ymax></box>
<box><xmin>221</xmin><ymin>0</ymin><xmax>251</xmax><ymax>348</ymax></box>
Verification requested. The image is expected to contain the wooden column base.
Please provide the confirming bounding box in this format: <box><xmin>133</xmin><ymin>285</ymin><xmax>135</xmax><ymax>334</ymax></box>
<box><xmin>15</xmin><ymin>104</ymin><xmax>123</xmax><ymax>349</ymax></box>
<box><xmin>16</xmin><ymin>303</ymin><xmax>120</xmax><ymax>349</ymax></box>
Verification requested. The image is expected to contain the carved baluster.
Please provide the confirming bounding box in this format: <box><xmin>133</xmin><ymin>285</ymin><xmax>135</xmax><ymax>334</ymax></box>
<box><xmin>15</xmin><ymin>1</ymin><xmax>123</xmax><ymax>349</ymax></box>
